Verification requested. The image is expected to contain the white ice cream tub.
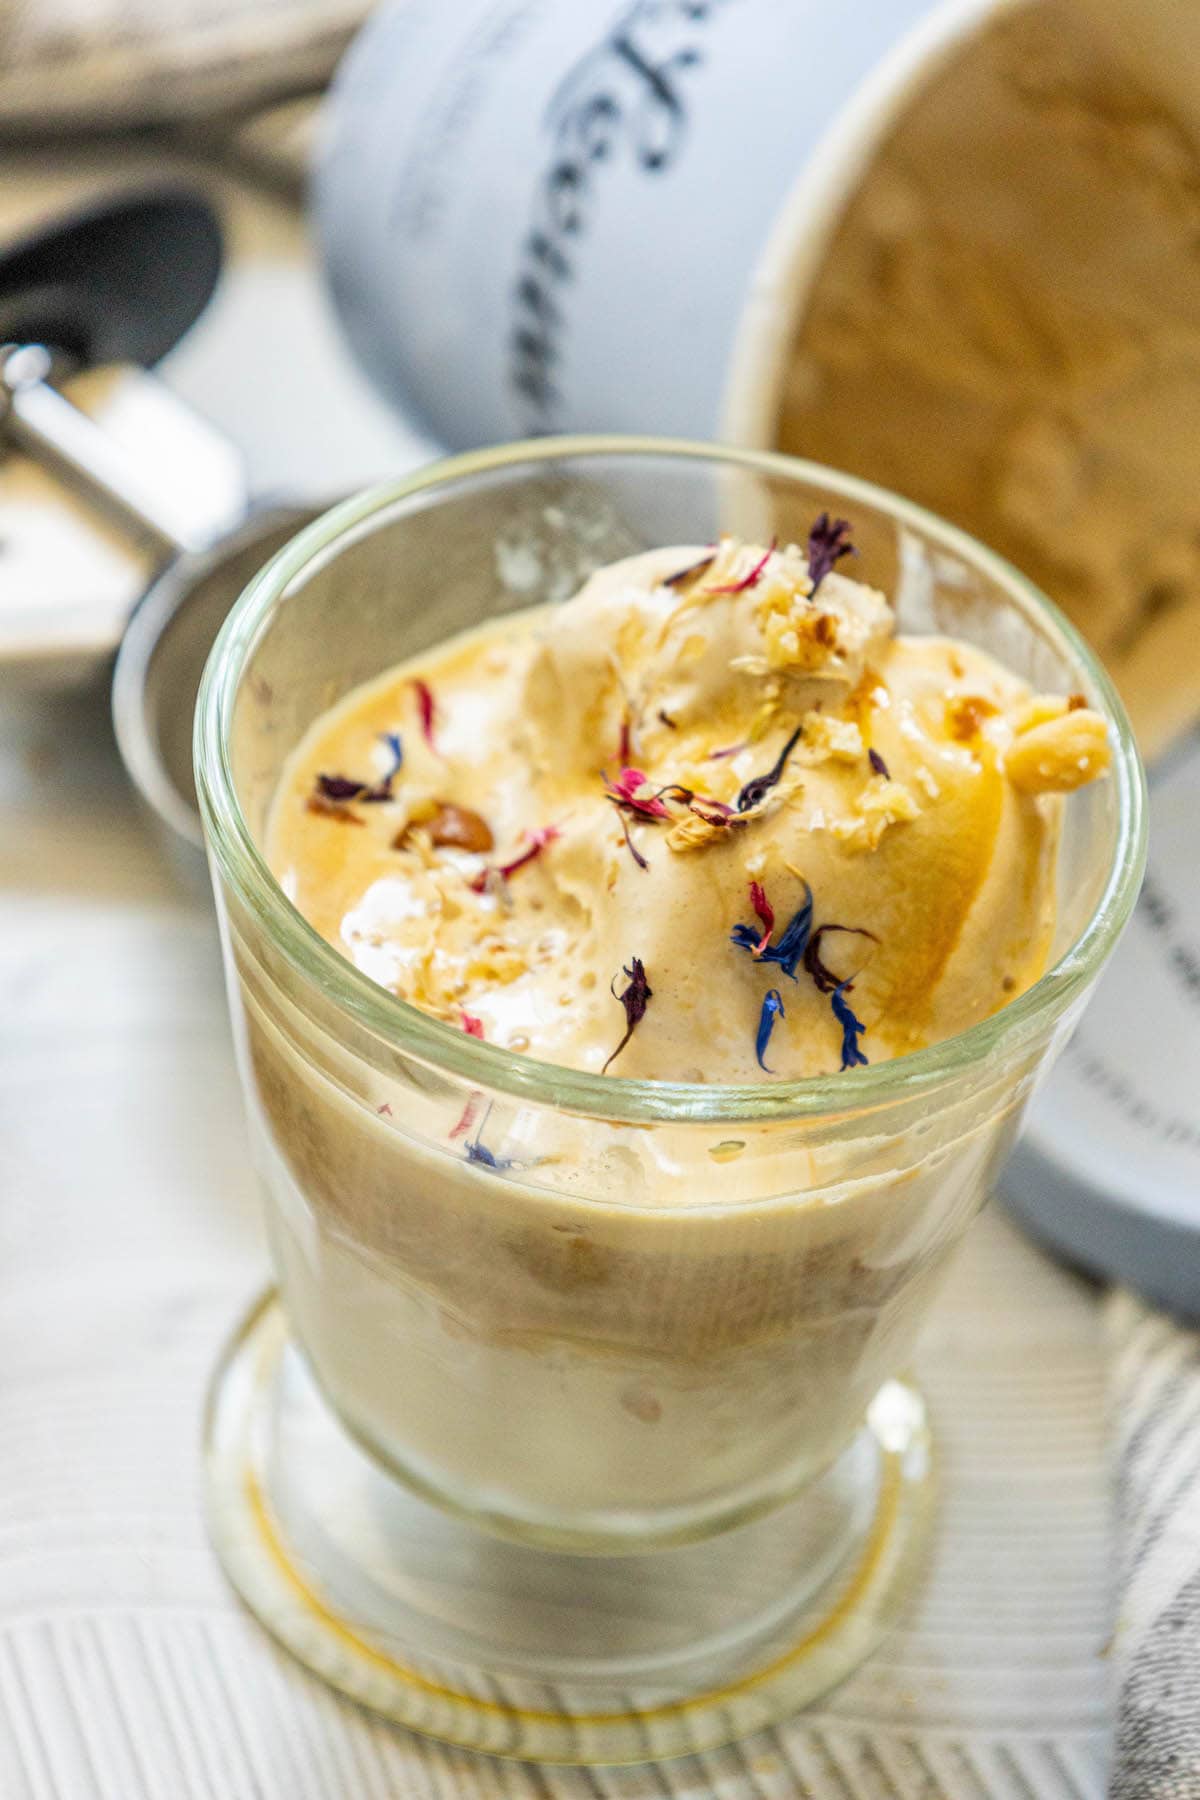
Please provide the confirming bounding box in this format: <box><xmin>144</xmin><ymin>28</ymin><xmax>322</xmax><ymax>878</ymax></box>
<box><xmin>315</xmin><ymin>0</ymin><xmax>1200</xmax><ymax>1316</ymax></box>
<box><xmin>315</xmin><ymin>0</ymin><xmax>1007</xmax><ymax>451</ymax></box>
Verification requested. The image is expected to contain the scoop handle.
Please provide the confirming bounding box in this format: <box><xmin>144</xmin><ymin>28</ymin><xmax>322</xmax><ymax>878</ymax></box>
<box><xmin>0</xmin><ymin>187</ymin><xmax>248</xmax><ymax>558</ymax></box>
<box><xmin>1</xmin><ymin>344</ymin><xmax>207</xmax><ymax>555</ymax></box>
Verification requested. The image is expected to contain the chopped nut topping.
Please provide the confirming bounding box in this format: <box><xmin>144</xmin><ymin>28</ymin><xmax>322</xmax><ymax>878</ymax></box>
<box><xmin>465</xmin><ymin>943</ymin><xmax>527</xmax><ymax>984</ymax></box>
<box><xmin>798</xmin><ymin>714</ymin><xmax>864</xmax><ymax>764</ymax></box>
<box><xmin>426</xmin><ymin>803</ymin><xmax>495</xmax><ymax>853</ymax></box>
<box><xmin>832</xmin><ymin>776</ymin><xmax>920</xmax><ymax>852</ymax></box>
<box><xmin>1011</xmin><ymin>693</ymin><xmax>1072</xmax><ymax>734</ymax></box>
<box><xmin>1005</xmin><ymin>709</ymin><xmax>1111</xmax><ymax>794</ymax></box>
<box><xmin>757</xmin><ymin>591</ymin><xmax>842</xmax><ymax>672</ymax></box>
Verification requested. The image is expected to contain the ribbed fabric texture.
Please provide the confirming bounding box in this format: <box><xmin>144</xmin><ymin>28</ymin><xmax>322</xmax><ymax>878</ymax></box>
<box><xmin>1106</xmin><ymin>1293</ymin><xmax>1200</xmax><ymax>1799</ymax></box>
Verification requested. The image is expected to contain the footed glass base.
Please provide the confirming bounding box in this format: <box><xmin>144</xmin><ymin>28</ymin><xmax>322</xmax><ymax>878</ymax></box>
<box><xmin>203</xmin><ymin>1292</ymin><xmax>935</xmax><ymax>1765</ymax></box>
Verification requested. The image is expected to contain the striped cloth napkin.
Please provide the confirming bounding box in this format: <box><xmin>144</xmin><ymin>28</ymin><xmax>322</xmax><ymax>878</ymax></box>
<box><xmin>1107</xmin><ymin>1292</ymin><xmax>1200</xmax><ymax>1798</ymax></box>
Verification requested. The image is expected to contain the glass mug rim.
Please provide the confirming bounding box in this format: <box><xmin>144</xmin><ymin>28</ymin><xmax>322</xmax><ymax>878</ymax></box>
<box><xmin>195</xmin><ymin>434</ymin><xmax>1146</xmax><ymax>1127</ymax></box>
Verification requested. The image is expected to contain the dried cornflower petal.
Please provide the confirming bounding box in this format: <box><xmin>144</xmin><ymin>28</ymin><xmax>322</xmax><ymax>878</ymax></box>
<box><xmin>803</xmin><ymin>923</ymin><xmax>879</xmax><ymax>994</ymax></box>
<box><xmin>731</xmin><ymin>881</ymin><xmax>813</xmax><ymax>979</ymax></box>
<box><xmin>762</xmin><ymin>889</ymin><xmax>814</xmax><ymax>979</ymax></box>
<box><xmin>687</xmin><ymin>793</ymin><xmax>735</xmax><ymax>822</ymax></box>
<box><xmin>736</xmin><ymin>725</ymin><xmax>804</xmax><ymax>813</ymax></box>
<box><xmin>318</xmin><ymin>733</ymin><xmax>405</xmax><ymax>809</ymax></box>
<box><xmin>748</xmin><ymin>880</ymin><xmax>775</xmax><ymax>956</ymax></box>
<box><xmin>462</xmin><ymin>1101</ymin><xmax>514</xmax><ymax>1168</ymax></box>
<box><xmin>832</xmin><ymin>981</ymin><xmax>868</xmax><ymax>1069</ymax></box>
<box><xmin>706</xmin><ymin>538</ymin><xmax>777</xmax><ymax>595</ymax></box>
<box><xmin>868</xmin><ymin>748</ymin><xmax>890</xmax><ymax>780</ymax></box>
<box><xmin>465</xmin><ymin>1134</ymin><xmax>510</xmax><ymax>1168</ymax></box>
<box><xmin>806</xmin><ymin>514</ymin><xmax>855</xmax><ymax>593</ymax></box>
<box><xmin>708</xmin><ymin>741</ymin><xmax>747</xmax><ymax>761</ymax></box>
<box><xmin>307</xmin><ymin>793</ymin><xmax>365</xmax><ymax>823</ymax></box>
<box><xmin>501</xmin><ymin>824</ymin><xmax>560</xmax><ymax>874</ymax></box>
<box><xmin>607</xmin><ymin>769</ymin><xmax>737</xmax><ymax>842</ymax></box>
<box><xmin>315</xmin><ymin>773</ymin><xmax>367</xmax><ymax>803</ymax></box>
<box><xmin>362</xmin><ymin>732</ymin><xmax>405</xmax><ymax>801</ymax></box>
<box><xmin>604</xmin><ymin>768</ymin><xmax>671</xmax><ymax>820</ymax></box>
<box><xmin>470</xmin><ymin>825</ymin><xmax>560</xmax><ymax>892</ymax></box>
<box><xmin>756</xmin><ymin>988</ymin><xmax>785</xmax><ymax>1072</ymax></box>
<box><xmin>603</xmin><ymin>957</ymin><xmax>652</xmax><ymax>1073</ymax></box>
<box><xmin>411</xmin><ymin>680</ymin><xmax>437</xmax><ymax>750</ymax></box>
<box><xmin>662</xmin><ymin>551</ymin><xmax>716</xmax><ymax>588</ymax></box>
<box><xmin>618</xmin><ymin>811</ymin><xmax>649</xmax><ymax>870</ymax></box>
<box><xmin>449</xmin><ymin>1093</ymin><xmax>482</xmax><ymax>1141</ymax></box>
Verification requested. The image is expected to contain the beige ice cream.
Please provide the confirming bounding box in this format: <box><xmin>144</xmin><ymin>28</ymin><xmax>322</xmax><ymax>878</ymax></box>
<box><xmin>270</xmin><ymin>535</ymin><xmax>1108</xmax><ymax>1082</ymax></box>
<box><xmin>776</xmin><ymin>0</ymin><xmax>1200</xmax><ymax>759</ymax></box>
<box><xmin>247</xmin><ymin>532</ymin><xmax>1109</xmax><ymax>1547</ymax></box>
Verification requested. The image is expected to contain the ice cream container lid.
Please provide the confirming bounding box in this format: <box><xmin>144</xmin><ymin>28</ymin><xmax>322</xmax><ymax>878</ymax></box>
<box><xmin>1003</xmin><ymin>730</ymin><xmax>1200</xmax><ymax>1321</ymax></box>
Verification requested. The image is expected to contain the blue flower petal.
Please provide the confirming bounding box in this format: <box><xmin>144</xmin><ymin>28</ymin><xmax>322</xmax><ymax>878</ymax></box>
<box><xmin>731</xmin><ymin>883</ymin><xmax>813</xmax><ymax>980</ymax></box>
<box><xmin>379</xmin><ymin>731</ymin><xmax>405</xmax><ymax>778</ymax></box>
<box><xmin>465</xmin><ymin>1133</ymin><xmax>516</xmax><ymax>1170</ymax></box>
<box><xmin>756</xmin><ymin>988</ymin><xmax>785</xmax><ymax>1072</ymax></box>
<box><xmin>360</xmin><ymin>731</ymin><xmax>406</xmax><ymax>802</ymax></box>
<box><xmin>767</xmin><ymin>885</ymin><xmax>813</xmax><ymax>978</ymax></box>
<box><xmin>463</xmin><ymin>1101</ymin><xmax>514</xmax><ymax>1168</ymax></box>
<box><xmin>831</xmin><ymin>980</ymin><xmax>868</xmax><ymax>1069</ymax></box>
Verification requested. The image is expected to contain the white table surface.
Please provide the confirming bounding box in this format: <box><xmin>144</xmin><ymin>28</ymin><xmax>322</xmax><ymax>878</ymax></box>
<box><xmin>0</xmin><ymin>157</ymin><xmax>1116</xmax><ymax>1800</ymax></box>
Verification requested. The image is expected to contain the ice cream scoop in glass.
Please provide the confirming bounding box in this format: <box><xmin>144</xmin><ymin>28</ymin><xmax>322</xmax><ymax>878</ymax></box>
<box><xmin>196</xmin><ymin>439</ymin><xmax>1143</xmax><ymax>1764</ymax></box>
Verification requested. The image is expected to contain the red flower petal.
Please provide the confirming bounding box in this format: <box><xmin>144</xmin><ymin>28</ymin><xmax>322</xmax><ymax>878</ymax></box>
<box><xmin>449</xmin><ymin>1094</ymin><xmax>482</xmax><ymax>1141</ymax></box>
<box><xmin>469</xmin><ymin>825</ymin><xmax>561</xmax><ymax>892</ymax></box>
<box><xmin>411</xmin><ymin>678</ymin><xmax>437</xmax><ymax>750</ymax></box>
<box><xmin>749</xmin><ymin>879</ymin><xmax>775</xmax><ymax>956</ymax></box>
<box><xmin>604</xmin><ymin>768</ymin><xmax>672</xmax><ymax>819</ymax></box>
<box><xmin>705</xmin><ymin>537</ymin><xmax>777</xmax><ymax>595</ymax></box>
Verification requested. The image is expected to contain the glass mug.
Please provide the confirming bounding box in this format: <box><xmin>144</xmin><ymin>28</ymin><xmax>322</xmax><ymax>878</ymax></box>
<box><xmin>196</xmin><ymin>439</ymin><xmax>1144</xmax><ymax>1763</ymax></box>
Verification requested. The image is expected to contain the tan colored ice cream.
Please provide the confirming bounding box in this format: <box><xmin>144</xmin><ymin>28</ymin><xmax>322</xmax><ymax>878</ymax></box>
<box><xmin>775</xmin><ymin>0</ymin><xmax>1200</xmax><ymax>760</ymax></box>
<box><xmin>269</xmin><ymin>535</ymin><xmax>1108</xmax><ymax>1083</ymax></box>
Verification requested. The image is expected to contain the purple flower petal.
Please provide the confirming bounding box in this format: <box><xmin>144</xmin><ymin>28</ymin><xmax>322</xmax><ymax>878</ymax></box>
<box><xmin>603</xmin><ymin>957</ymin><xmax>653</xmax><ymax>1073</ymax></box>
<box><xmin>806</xmin><ymin>514</ymin><xmax>855</xmax><ymax>593</ymax></box>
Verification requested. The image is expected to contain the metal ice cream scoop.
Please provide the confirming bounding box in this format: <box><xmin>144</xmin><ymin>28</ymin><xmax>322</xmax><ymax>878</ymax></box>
<box><xmin>0</xmin><ymin>188</ymin><xmax>321</xmax><ymax>866</ymax></box>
